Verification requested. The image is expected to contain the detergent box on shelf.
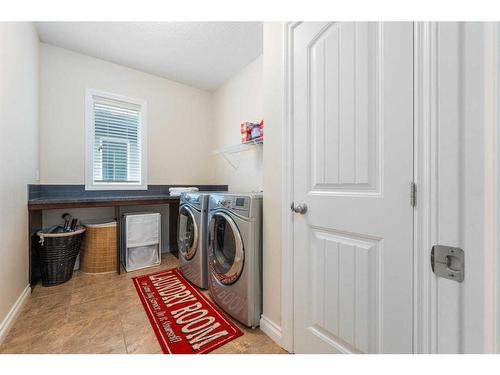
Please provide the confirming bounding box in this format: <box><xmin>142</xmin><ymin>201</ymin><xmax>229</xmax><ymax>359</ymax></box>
<box><xmin>240</xmin><ymin>120</ymin><xmax>264</xmax><ymax>143</ymax></box>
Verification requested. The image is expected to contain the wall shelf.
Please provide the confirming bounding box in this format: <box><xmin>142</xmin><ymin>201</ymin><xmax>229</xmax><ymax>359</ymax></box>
<box><xmin>212</xmin><ymin>138</ymin><xmax>263</xmax><ymax>170</ymax></box>
<box><xmin>212</xmin><ymin>138</ymin><xmax>263</xmax><ymax>155</ymax></box>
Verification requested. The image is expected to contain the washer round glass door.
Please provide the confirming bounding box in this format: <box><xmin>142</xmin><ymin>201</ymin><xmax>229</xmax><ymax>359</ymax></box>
<box><xmin>208</xmin><ymin>212</ymin><xmax>244</xmax><ymax>285</ymax></box>
<box><xmin>178</xmin><ymin>205</ymin><xmax>198</xmax><ymax>260</ymax></box>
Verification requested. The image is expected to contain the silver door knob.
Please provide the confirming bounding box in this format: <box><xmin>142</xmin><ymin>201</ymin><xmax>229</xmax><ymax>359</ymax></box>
<box><xmin>291</xmin><ymin>203</ymin><xmax>307</xmax><ymax>214</ymax></box>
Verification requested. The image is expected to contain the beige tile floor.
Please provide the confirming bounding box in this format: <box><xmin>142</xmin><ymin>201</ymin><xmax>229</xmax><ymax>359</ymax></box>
<box><xmin>0</xmin><ymin>253</ymin><xmax>287</xmax><ymax>354</ymax></box>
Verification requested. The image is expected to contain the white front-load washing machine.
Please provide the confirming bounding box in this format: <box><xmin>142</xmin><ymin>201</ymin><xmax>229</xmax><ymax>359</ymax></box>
<box><xmin>177</xmin><ymin>191</ymin><xmax>210</xmax><ymax>289</ymax></box>
<box><xmin>207</xmin><ymin>192</ymin><xmax>263</xmax><ymax>328</ymax></box>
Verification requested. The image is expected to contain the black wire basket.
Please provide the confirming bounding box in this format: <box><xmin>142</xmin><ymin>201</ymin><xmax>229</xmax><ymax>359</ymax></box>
<box><xmin>36</xmin><ymin>226</ymin><xmax>86</xmax><ymax>286</ymax></box>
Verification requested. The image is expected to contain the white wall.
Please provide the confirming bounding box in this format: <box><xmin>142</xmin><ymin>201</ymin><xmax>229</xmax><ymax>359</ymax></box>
<box><xmin>213</xmin><ymin>55</ymin><xmax>263</xmax><ymax>192</ymax></box>
<box><xmin>0</xmin><ymin>23</ymin><xmax>39</xmax><ymax>333</ymax></box>
<box><xmin>39</xmin><ymin>43</ymin><xmax>216</xmax><ymax>185</ymax></box>
<box><xmin>261</xmin><ymin>23</ymin><xmax>284</xmax><ymax>333</ymax></box>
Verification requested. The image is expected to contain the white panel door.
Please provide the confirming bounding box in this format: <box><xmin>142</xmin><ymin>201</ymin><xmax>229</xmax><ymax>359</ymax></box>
<box><xmin>292</xmin><ymin>22</ymin><xmax>414</xmax><ymax>353</ymax></box>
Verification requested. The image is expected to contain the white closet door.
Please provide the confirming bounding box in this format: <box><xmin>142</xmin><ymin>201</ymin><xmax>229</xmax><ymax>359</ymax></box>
<box><xmin>292</xmin><ymin>22</ymin><xmax>414</xmax><ymax>353</ymax></box>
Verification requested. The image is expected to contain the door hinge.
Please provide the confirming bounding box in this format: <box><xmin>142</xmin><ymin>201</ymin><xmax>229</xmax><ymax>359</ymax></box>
<box><xmin>410</xmin><ymin>182</ymin><xmax>417</xmax><ymax>207</ymax></box>
<box><xmin>431</xmin><ymin>245</ymin><xmax>465</xmax><ymax>282</ymax></box>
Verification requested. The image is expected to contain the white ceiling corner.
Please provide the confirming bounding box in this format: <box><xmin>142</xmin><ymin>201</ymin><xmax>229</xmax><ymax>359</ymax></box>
<box><xmin>34</xmin><ymin>22</ymin><xmax>263</xmax><ymax>91</ymax></box>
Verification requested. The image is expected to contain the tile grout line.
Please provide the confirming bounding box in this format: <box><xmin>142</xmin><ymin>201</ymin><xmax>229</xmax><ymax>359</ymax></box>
<box><xmin>118</xmin><ymin>304</ymin><xmax>130</xmax><ymax>354</ymax></box>
<box><xmin>60</xmin><ymin>278</ymin><xmax>76</xmax><ymax>353</ymax></box>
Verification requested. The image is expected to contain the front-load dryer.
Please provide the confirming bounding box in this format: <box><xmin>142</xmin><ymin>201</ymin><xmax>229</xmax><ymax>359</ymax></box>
<box><xmin>177</xmin><ymin>191</ymin><xmax>210</xmax><ymax>289</ymax></box>
<box><xmin>207</xmin><ymin>192</ymin><xmax>263</xmax><ymax>328</ymax></box>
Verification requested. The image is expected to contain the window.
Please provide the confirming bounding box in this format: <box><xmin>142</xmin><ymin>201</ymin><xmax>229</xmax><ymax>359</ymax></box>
<box><xmin>85</xmin><ymin>89</ymin><xmax>147</xmax><ymax>190</ymax></box>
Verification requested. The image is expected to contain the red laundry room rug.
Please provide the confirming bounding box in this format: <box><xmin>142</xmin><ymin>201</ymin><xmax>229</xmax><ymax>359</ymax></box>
<box><xmin>132</xmin><ymin>268</ymin><xmax>243</xmax><ymax>354</ymax></box>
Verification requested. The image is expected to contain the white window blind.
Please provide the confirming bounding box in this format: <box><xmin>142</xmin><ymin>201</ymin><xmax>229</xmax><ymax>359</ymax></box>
<box><xmin>85</xmin><ymin>90</ymin><xmax>147</xmax><ymax>190</ymax></box>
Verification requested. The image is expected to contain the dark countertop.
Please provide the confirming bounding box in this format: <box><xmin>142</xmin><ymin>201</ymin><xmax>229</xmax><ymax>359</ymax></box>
<box><xmin>27</xmin><ymin>184</ymin><xmax>228</xmax><ymax>210</ymax></box>
<box><xmin>28</xmin><ymin>194</ymin><xmax>180</xmax><ymax>210</ymax></box>
<box><xmin>28</xmin><ymin>194</ymin><xmax>178</xmax><ymax>204</ymax></box>
<box><xmin>28</xmin><ymin>194</ymin><xmax>179</xmax><ymax>203</ymax></box>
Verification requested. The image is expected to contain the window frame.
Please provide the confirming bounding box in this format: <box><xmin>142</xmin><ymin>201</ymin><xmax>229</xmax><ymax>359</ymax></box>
<box><xmin>85</xmin><ymin>88</ymin><xmax>148</xmax><ymax>191</ymax></box>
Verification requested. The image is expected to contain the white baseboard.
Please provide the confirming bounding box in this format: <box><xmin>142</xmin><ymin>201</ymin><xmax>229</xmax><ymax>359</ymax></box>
<box><xmin>0</xmin><ymin>285</ymin><xmax>30</xmax><ymax>344</ymax></box>
<box><xmin>260</xmin><ymin>314</ymin><xmax>284</xmax><ymax>348</ymax></box>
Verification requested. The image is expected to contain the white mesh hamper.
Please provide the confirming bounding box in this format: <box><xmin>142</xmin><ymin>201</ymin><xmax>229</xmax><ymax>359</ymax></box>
<box><xmin>122</xmin><ymin>212</ymin><xmax>161</xmax><ymax>272</ymax></box>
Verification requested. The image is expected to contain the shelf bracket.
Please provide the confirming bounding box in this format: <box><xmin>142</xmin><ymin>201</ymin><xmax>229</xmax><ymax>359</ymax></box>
<box><xmin>220</xmin><ymin>152</ymin><xmax>238</xmax><ymax>170</ymax></box>
<box><xmin>212</xmin><ymin>138</ymin><xmax>262</xmax><ymax>171</ymax></box>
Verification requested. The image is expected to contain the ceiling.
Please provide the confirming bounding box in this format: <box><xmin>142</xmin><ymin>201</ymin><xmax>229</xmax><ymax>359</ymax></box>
<box><xmin>35</xmin><ymin>22</ymin><xmax>263</xmax><ymax>91</ymax></box>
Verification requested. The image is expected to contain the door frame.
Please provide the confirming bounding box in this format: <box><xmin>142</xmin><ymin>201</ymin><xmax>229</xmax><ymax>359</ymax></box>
<box><xmin>483</xmin><ymin>22</ymin><xmax>500</xmax><ymax>354</ymax></box>
<box><xmin>412</xmin><ymin>21</ymin><xmax>438</xmax><ymax>354</ymax></box>
<box><xmin>280</xmin><ymin>21</ymin><xmax>500</xmax><ymax>354</ymax></box>
<box><xmin>412</xmin><ymin>21</ymin><xmax>500</xmax><ymax>353</ymax></box>
<box><xmin>279</xmin><ymin>21</ymin><xmax>300</xmax><ymax>353</ymax></box>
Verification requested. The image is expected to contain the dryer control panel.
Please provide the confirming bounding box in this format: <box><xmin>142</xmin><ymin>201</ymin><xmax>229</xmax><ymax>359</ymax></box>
<box><xmin>209</xmin><ymin>194</ymin><xmax>250</xmax><ymax>216</ymax></box>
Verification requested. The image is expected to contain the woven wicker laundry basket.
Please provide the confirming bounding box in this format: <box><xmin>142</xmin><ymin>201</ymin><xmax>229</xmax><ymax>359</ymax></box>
<box><xmin>80</xmin><ymin>220</ymin><xmax>117</xmax><ymax>274</ymax></box>
<box><xmin>36</xmin><ymin>226</ymin><xmax>86</xmax><ymax>286</ymax></box>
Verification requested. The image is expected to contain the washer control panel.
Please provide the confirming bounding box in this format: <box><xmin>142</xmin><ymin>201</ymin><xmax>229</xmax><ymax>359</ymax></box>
<box><xmin>181</xmin><ymin>192</ymin><xmax>201</xmax><ymax>208</ymax></box>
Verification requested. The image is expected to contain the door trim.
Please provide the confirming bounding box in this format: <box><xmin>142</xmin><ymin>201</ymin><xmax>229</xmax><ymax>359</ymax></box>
<box><xmin>483</xmin><ymin>22</ymin><xmax>500</xmax><ymax>353</ymax></box>
<box><xmin>280</xmin><ymin>21</ymin><xmax>300</xmax><ymax>353</ymax></box>
<box><xmin>413</xmin><ymin>22</ymin><xmax>500</xmax><ymax>354</ymax></box>
<box><xmin>412</xmin><ymin>21</ymin><xmax>438</xmax><ymax>354</ymax></box>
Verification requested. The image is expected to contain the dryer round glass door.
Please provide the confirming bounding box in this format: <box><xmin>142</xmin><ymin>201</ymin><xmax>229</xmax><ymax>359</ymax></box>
<box><xmin>208</xmin><ymin>212</ymin><xmax>244</xmax><ymax>285</ymax></box>
<box><xmin>178</xmin><ymin>205</ymin><xmax>198</xmax><ymax>260</ymax></box>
